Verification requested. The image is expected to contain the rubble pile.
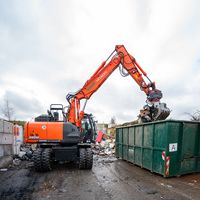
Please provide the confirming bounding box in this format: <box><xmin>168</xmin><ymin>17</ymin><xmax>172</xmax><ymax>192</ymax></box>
<box><xmin>15</xmin><ymin>144</ymin><xmax>33</xmax><ymax>161</ymax></box>
<box><xmin>10</xmin><ymin>145</ymin><xmax>33</xmax><ymax>168</ymax></box>
<box><xmin>93</xmin><ymin>131</ymin><xmax>115</xmax><ymax>156</ymax></box>
<box><xmin>0</xmin><ymin>145</ymin><xmax>34</xmax><ymax>171</ymax></box>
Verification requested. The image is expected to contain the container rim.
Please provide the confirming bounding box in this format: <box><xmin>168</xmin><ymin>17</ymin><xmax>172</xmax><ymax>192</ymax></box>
<box><xmin>116</xmin><ymin>119</ymin><xmax>200</xmax><ymax>129</ymax></box>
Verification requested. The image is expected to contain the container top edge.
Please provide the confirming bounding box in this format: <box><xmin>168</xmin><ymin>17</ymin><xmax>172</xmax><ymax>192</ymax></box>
<box><xmin>116</xmin><ymin>119</ymin><xmax>200</xmax><ymax>129</ymax></box>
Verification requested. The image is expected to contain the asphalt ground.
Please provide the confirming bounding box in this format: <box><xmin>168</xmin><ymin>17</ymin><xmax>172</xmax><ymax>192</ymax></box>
<box><xmin>0</xmin><ymin>155</ymin><xmax>199</xmax><ymax>200</ymax></box>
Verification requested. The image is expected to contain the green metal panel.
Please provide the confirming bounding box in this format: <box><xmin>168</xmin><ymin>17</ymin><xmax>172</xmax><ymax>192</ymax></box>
<box><xmin>122</xmin><ymin>145</ymin><xmax>128</xmax><ymax>160</ymax></box>
<box><xmin>118</xmin><ymin>128</ymin><xmax>123</xmax><ymax>143</ymax></box>
<box><xmin>180</xmin><ymin>158</ymin><xmax>196</xmax><ymax>173</ymax></box>
<box><xmin>128</xmin><ymin>127</ymin><xmax>134</xmax><ymax>146</ymax></box>
<box><xmin>115</xmin><ymin>129</ymin><xmax>119</xmax><ymax>158</ymax></box>
<box><xmin>115</xmin><ymin>120</ymin><xmax>200</xmax><ymax>177</ymax></box>
<box><xmin>135</xmin><ymin>126</ymin><xmax>143</xmax><ymax>146</ymax></box>
<box><xmin>143</xmin><ymin>124</ymin><xmax>153</xmax><ymax>147</ymax></box>
<box><xmin>181</xmin><ymin>123</ymin><xmax>198</xmax><ymax>158</ymax></box>
<box><xmin>117</xmin><ymin>144</ymin><xmax>123</xmax><ymax>158</ymax></box>
<box><xmin>166</xmin><ymin>121</ymin><xmax>180</xmax><ymax>176</ymax></box>
<box><xmin>154</xmin><ymin>123</ymin><xmax>167</xmax><ymax>149</ymax></box>
<box><xmin>197</xmin><ymin>123</ymin><xmax>200</xmax><ymax>171</ymax></box>
<box><xmin>116</xmin><ymin>128</ymin><xmax>119</xmax><ymax>143</ymax></box>
<box><xmin>180</xmin><ymin>122</ymin><xmax>199</xmax><ymax>174</ymax></box>
<box><xmin>122</xmin><ymin>128</ymin><xmax>129</xmax><ymax>145</ymax></box>
<box><xmin>152</xmin><ymin>150</ymin><xmax>164</xmax><ymax>174</ymax></box>
<box><xmin>128</xmin><ymin>146</ymin><xmax>134</xmax><ymax>162</ymax></box>
<box><xmin>142</xmin><ymin>148</ymin><xmax>152</xmax><ymax>170</ymax></box>
<box><xmin>116</xmin><ymin>128</ymin><xmax>123</xmax><ymax>159</ymax></box>
<box><xmin>135</xmin><ymin>147</ymin><xmax>142</xmax><ymax>166</ymax></box>
<box><xmin>197</xmin><ymin>157</ymin><xmax>200</xmax><ymax>171</ymax></box>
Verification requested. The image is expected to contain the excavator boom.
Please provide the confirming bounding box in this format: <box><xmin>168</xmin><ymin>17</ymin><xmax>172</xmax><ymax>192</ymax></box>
<box><xmin>66</xmin><ymin>45</ymin><xmax>170</xmax><ymax>127</ymax></box>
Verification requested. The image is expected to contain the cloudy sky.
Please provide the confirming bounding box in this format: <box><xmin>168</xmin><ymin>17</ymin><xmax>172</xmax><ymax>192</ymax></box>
<box><xmin>0</xmin><ymin>0</ymin><xmax>199</xmax><ymax>123</ymax></box>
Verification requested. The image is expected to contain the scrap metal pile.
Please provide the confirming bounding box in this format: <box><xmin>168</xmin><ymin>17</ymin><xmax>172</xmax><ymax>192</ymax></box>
<box><xmin>93</xmin><ymin>131</ymin><xmax>115</xmax><ymax>156</ymax></box>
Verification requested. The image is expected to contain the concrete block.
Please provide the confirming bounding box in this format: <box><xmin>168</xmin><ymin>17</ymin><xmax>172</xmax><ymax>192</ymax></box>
<box><xmin>0</xmin><ymin>155</ymin><xmax>13</xmax><ymax>168</ymax></box>
<box><xmin>0</xmin><ymin>145</ymin><xmax>3</xmax><ymax>157</ymax></box>
<box><xmin>0</xmin><ymin>133</ymin><xmax>2</xmax><ymax>144</ymax></box>
<box><xmin>3</xmin><ymin>121</ymin><xmax>13</xmax><ymax>134</ymax></box>
<box><xmin>3</xmin><ymin>145</ymin><xmax>13</xmax><ymax>156</ymax></box>
<box><xmin>0</xmin><ymin>119</ymin><xmax>3</xmax><ymax>133</ymax></box>
<box><xmin>1</xmin><ymin>133</ymin><xmax>13</xmax><ymax>145</ymax></box>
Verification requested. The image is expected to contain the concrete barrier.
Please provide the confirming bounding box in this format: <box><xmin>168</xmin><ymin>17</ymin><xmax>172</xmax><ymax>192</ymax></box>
<box><xmin>0</xmin><ymin>155</ymin><xmax>13</xmax><ymax>168</ymax></box>
<box><xmin>0</xmin><ymin>119</ymin><xmax>14</xmax><ymax>168</ymax></box>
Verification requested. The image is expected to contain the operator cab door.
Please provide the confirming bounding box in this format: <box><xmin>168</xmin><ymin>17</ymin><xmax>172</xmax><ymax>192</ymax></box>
<box><xmin>81</xmin><ymin>115</ymin><xmax>97</xmax><ymax>143</ymax></box>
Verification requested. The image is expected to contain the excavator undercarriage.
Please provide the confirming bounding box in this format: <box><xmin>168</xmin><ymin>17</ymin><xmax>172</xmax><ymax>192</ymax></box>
<box><xmin>32</xmin><ymin>145</ymin><xmax>93</xmax><ymax>172</ymax></box>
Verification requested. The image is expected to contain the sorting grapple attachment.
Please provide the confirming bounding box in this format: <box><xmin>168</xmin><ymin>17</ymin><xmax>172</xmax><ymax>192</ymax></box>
<box><xmin>138</xmin><ymin>102</ymin><xmax>170</xmax><ymax>123</ymax></box>
<box><xmin>151</xmin><ymin>102</ymin><xmax>170</xmax><ymax>121</ymax></box>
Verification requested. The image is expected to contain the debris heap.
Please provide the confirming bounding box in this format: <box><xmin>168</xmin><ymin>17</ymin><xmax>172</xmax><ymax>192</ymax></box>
<box><xmin>93</xmin><ymin>131</ymin><xmax>115</xmax><ymax>156</ymax></box>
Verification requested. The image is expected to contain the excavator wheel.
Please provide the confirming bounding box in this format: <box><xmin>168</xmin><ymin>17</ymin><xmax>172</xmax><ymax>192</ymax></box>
<box><xmin>79</xmin><ymin>148</ymin><xmax>86</xmax><ymax>169</ymax></box>
<box><xmin>33</xmin><ymin>148</ymin><xmax>52</xmax><ymax>172</ymax></box>
<box><xmin>33</xmin><ymin>148</ymin><xmax>43</xmax><ymax>172</ymax></box>
<box><xmin>85</xmin><ymin>148</ymin><xmax>93</xmax><ymax>169</ymax></box>
<box><xmin>41</xmin><ymin>148</ymin><xmax>52</xmax><ymax>172</ymax></box>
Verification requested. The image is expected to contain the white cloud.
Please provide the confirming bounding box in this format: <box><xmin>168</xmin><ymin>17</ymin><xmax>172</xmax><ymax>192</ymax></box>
<box><xmin>0</xmin><ymin>0</ymin><xmax>199</xmax><ymax>123</ymax></box>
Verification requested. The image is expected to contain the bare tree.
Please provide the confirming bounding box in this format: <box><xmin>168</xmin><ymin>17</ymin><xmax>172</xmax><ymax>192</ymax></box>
<box><xmin>1</xmin><ymin>98</ymin><xmax>15</xmax><ymax>121</ymax></box>
<box><xmin>186</xmin><ymin>110</ymin><xmax>200</xmax><ymax>121</ymax></box>
<box><xmin>110</xmin><ymin>116</ymin><xmax>116</xmax><ymax>124</ymax></box>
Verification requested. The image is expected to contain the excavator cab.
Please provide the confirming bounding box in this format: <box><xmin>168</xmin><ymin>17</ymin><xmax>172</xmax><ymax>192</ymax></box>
<box><xmin>81</xmin><ymin>114</ymin><xmax>97</xmax><ymax>143</ymax></box>
<box><xmin>35</xmin><ymin>104</ymin><xmax>65</xmax><ymax>122</ymax></box>
<box><xmin>47</xmin><ymin>104</ymin><xmax>66</xmax><ymax>121</ymax></box>
<box><xmin>45</xmin><ymin>104</ymin><xmax>97</xmax><ymax>142</ymax></box>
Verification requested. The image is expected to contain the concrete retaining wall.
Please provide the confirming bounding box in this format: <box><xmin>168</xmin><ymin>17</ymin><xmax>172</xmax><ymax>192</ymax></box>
<box><xmin>1</xmin><ymin>119</ymin><xmax>13</xmax><ymax>134</ymax></box>
<box><xmin>0</xmin><ymin>119</ymin><xmax>14</xmax><ymax>168</ymax></box>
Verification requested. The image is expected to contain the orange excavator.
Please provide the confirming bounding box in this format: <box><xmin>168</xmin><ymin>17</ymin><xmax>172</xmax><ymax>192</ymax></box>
<box><xmin>24</xmin><ymin>45</ymin><xmax>170</xmax><ymax>171</ymax></box>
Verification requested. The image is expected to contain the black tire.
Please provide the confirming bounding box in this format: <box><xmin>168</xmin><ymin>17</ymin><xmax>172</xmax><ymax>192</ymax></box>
<box><xmin>33</xmin><ymin>148</ymin><xmax>52</xmax><ymax>172</ymax></box>
<box><xmin>41</xmin><ymin>148</ymin><xmax>52</xmax><ymax>172</ymax></box>
<box><xmin>86</xmin><ymin>148</ymin><xmax>93</xmax><ymax>169</ymax></box>
<box><xmin>79</xmin><ymin>148</ymin><xmax>86</xmax><ymax>169</ymax></box>
<box><xmin>33</xmin><ymin>148</ymin><xmax>43</xmax><ymax>172</ymax></box>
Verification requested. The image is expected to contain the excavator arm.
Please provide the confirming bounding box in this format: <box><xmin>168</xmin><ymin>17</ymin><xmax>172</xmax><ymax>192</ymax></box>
<box><xmin>66</xmin><ymin>45</ymin><xmax>170</xmax><ymax>127</ymax></box>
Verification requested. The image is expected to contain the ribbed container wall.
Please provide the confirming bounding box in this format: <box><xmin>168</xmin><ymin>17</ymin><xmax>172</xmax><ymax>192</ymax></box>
<box><xmin>115</xmin><ymin>120</ymin><xmax>200</xmax><ymax>177</ymax></box>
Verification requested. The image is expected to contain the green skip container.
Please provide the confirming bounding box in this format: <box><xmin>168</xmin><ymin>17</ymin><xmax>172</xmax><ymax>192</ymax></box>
<box><xmin>115</xmin><ymin>120</ymin><xmax>200</xmax><ymax>177</ymax></box>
